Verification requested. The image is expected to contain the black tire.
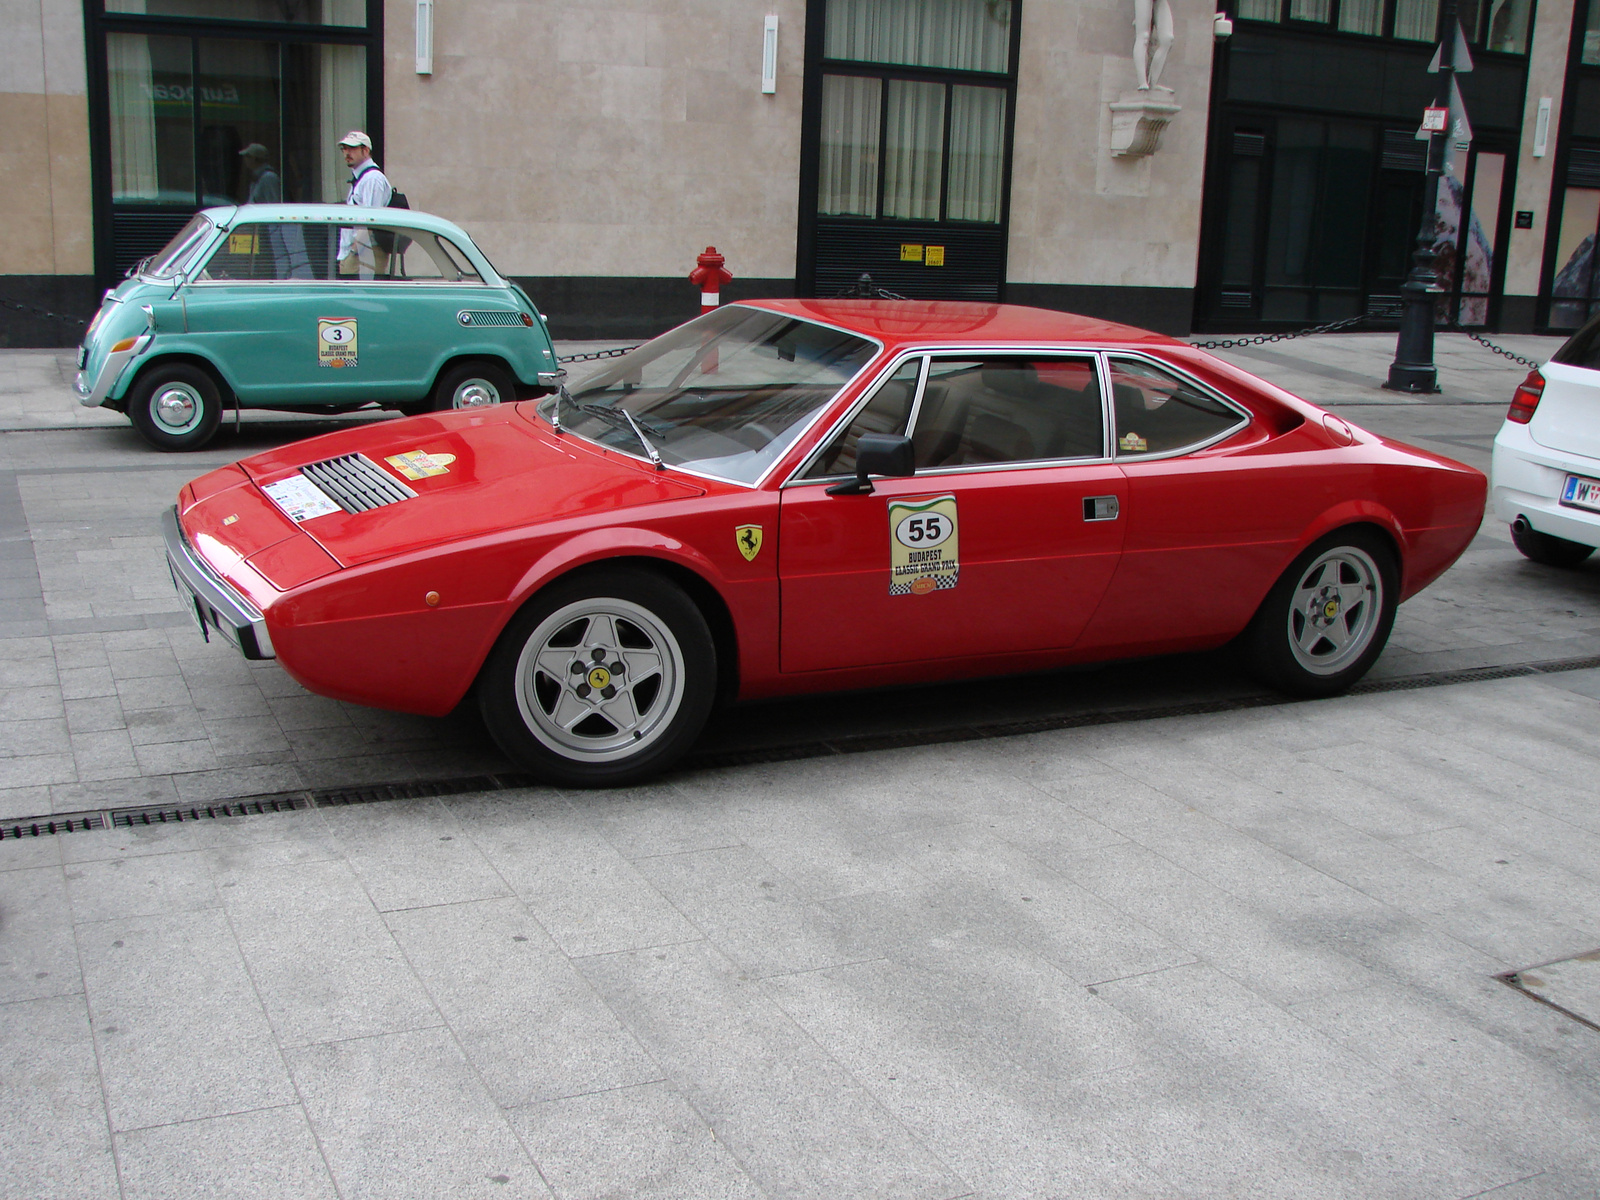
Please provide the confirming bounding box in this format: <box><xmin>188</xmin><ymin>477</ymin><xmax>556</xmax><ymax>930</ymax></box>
<box><xmin>126</xmin><ymin>363</ymin><xmax>223</xmax><ymax>451</ymax></box>
<box><xmin>431</xmin><ymin>361</ymin><xmax>514</xmax><ymax>412</ymax></box>
<box><xmin>1510</xmin><ymin>520</ymin><xmax>1595</xmax><ymax>568</ymax></box>
<box><xmin>1242</xmin><ymin>527</ymin><xmax>1399</xmax><ymax>699</ymax></box>
<box><xmin>478</xmin><ymin>568</ymin><xmax>717</xmax><ymax>787</ymax></box>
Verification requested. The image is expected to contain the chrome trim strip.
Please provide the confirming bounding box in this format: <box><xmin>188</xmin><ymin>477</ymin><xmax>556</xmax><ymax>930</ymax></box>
<box><xmin>80</xmin><ymin>333</ymin><xmax>152</xmax><ymax>407</ymax></box>
<box><xmin>783</xmin><ymin>351</ymin><xmax>929</xmax><ymax>486</ymax></box>
<box><xmin>161</xmin><ymin>507</ymin><xmax>275</xmax><ymax>660</ymax></box>
<box><xmin>1104</xmin><ymin>350</ymin><xmax>1253</xmax><ymax>462</ymax></box>
<box><xmin>781</xmin><ymin>345</ymin><xmax>1121</xmax><ymax>489</ymax></box>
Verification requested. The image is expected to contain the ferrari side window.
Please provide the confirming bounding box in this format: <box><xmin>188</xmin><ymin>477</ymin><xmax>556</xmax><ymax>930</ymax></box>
<box><xmin>911</xmin><ymin>355</ymin><xmax>1104</xmax><ymax>469</ymax></box>
<box><xmin>1107</xmin><ymin>358</ymin><xmax>1247</xmax><ymax>457</ymax></box>
<box><xmin>804</xmin><ymin>357</ymin><xmax>923</xmax><ymax>478</ymax></box>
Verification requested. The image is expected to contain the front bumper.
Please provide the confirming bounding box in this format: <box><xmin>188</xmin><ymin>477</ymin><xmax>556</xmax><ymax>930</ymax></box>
<box><xmin>75</xmin><ymin>333</ymin><xmax>152</xmax><ymax>408</ymax></box>
<box><xmin>161</xmin><ymin>506</ymin><xmax>275</xmax><ymax>659</ymax></box>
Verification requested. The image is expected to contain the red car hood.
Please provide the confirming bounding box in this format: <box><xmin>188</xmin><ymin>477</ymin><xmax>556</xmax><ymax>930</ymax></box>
<box><xmin>236</xmin><ymin>405</ymin><xmax>706</xmax><ymax>568</ymax></box>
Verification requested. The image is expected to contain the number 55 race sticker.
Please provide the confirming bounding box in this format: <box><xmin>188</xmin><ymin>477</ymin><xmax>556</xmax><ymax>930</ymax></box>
<box><xmin>318</xmin><ymin>318</ymin><xmax>357</xmax><ymax>368</ymax></box>
<box><xmin>888</xmin><ymin>494</ymin><xmax>959</xmax><ymax>596</ymax></box>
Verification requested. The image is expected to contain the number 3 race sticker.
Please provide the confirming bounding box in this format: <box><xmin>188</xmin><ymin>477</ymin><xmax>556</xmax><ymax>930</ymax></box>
<box><xmin>318</xmin><ymin>318</ymin><xmax>357</xmax><ymax>368</ymax></box>
<box><xmin>888</xmin><ymin>494</ymin><xmax>959</xmax><ymax>596</ymax></box>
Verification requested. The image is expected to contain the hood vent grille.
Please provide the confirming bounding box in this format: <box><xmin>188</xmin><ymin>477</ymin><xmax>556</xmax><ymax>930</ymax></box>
<box><xmin>300</xmin><ymin>453</ymin><xmax>417</xmax><ymax>513</ymax></box>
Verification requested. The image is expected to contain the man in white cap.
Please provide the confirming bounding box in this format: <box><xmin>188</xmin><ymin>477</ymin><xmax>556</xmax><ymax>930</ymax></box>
<box><xmin>335</xmin><ymin>130</ymin><xmax>392</xmax><ymax>277</ymax></box>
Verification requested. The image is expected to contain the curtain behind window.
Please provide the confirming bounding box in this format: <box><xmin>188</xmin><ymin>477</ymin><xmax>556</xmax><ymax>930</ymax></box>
<box><xmin>108</xmin><ymin>33</ymin><xmax>160</xmax><ymax>200</ymax></box>
<box><xmin>947</xmin><ymin>85</ymin><xmax>1004</xmax><ymax>222</ymax></box>
<box><xmin>319</xmin><ymin>43</ymin><xmax>366</xmax><ymax>201</ymax></box>
<box><xmin>825</xmin><ymin>0</ymin><xmax>1011</xmax><ymax>72</ymax></box>
<box><xmin>882</xmin><ymin>80</ymin><xmax>944</xmax><ymax>220</ymax></box>
<box><xmin>819</xmin><ymin>74</ymin><xmax>882</xmax><ymax>216</ymax></box>
<box><xmin>1337</xmin><ymin>0</ymin><xmax>1383</xmax><ymax>33</ymax></box>
<box><xmin>1393</xmin><ymin>0</ymin><xmax>1439</xmax><ymax>41</ymax></box>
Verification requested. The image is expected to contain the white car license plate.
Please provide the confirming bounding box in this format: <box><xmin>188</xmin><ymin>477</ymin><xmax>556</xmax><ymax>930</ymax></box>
<box><xmin>1561</xmin><ymin>474</ymin><xmax>1600</xmax><ymax>513</ymax></box>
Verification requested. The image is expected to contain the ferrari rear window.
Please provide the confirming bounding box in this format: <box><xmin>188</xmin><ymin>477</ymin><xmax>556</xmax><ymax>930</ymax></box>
<box><xmin>546</xmin><ymin>307</ymin><xmax>876</xmax><ymax>484</ymax></box>
<box><xmin>1107</xmin><ymin>357</ymin><xmax>1247</xmax><ymax>457</ymax></box>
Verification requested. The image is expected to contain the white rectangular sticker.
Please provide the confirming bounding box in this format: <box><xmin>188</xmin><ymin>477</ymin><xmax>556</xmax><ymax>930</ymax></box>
<box><xmin>888</xmin><ymin>493</ymin><xmax>959</xmax><ymax>595</ymax></box>
<box><xmin>318</xmin><ymin>317</ymin><xmax>357</xmax><ymax>368</ymax></box>
<box><xmin>263</xmin><ymin>475</ymin><xmax>341</xmax><ymax>523</ymax></box>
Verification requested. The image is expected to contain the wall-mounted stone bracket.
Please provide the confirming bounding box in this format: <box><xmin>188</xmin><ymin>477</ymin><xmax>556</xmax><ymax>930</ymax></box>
<box><xmin>1108</xmin><ymin>89</ymin><xmax>1180</xmax><ymax>158</ymax></box>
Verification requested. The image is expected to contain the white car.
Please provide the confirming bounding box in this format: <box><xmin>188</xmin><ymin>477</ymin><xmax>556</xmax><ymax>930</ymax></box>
<box><xmin>1490</xmin><ymin>333</ymin><xmax>1600</xmax><ymax>568</ymax></box>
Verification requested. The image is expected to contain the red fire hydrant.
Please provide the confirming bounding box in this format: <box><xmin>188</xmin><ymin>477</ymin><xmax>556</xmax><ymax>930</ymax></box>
<box><xmin>689</xmin><ymin>246</ymin><xmax>733</xmax><ymax>315</ymax></box>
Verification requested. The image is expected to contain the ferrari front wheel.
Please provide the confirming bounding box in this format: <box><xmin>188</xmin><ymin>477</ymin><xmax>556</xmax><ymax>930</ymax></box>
<box><xmin>479</xmin><ymin>569</ymin><xmax>716</xmax><ymax>787</ymax></box>
<box><xmin>1243</xmin><ymin>528</ymin><xmax>1398</xmax><ymax>698</ymax></box>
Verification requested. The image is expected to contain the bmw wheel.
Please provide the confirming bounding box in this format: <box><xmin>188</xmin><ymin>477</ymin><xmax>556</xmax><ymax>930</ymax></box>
<box><xmin>1243</xmin><ymin>528</ymin><xmax>1398</xmax><ymax>698</ymax></box>
<box><xmin>432</xmin><ymin>361</ymin><xmax>514</xmax><ymax>411</ymax></box>
<box><xmin>479</xmin><ymin>569</ymin><xmax>717</xmax><ymax>786</ymax></box>
<box><xmin>1510</xmin><ymin>518</ymin><xmax>1594</xmax><ymax>568</ymax></box>
<box><xmin>127</xmin><ymin>364</ymin><xmax>223</xmax><ymax>451</ymax></box>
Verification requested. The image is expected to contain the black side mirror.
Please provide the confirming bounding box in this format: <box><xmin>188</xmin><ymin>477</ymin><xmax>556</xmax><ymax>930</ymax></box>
<box><xmin>826</xmin><ymin>433</ymin><xmax>914</xmax><ymax>495</ymax></box>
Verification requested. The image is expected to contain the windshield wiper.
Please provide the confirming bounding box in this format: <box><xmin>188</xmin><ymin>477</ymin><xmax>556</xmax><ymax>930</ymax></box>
<box><xmin>568</xmin><ymin>400</ymin><xmax>667</xmax><ymax>467</ymax></box>
<box><xmin>620</xmin><ymin>407</ymin><xmax>663</xmax><ymax>470</ymax></box>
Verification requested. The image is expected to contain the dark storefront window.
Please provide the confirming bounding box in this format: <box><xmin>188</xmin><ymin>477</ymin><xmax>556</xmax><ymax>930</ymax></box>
<box><xmin>800</xmin><ymin>0</ymin><xmax>1020</xmax><ymax>301</ymax></box>
<box><xmin>1235</xmin><ymin>0</ymin><xmax>1531</xmax><ymax>49</ymax></box>
<box><xmin>88</xmin><ymin>0</ymin><xmax>379</xmax><ymax>283</ymax></box>
<box><xmin>1199</xmin><ymin>0</ymin><xmax>1527</xmax><ymax>330</ymax></box>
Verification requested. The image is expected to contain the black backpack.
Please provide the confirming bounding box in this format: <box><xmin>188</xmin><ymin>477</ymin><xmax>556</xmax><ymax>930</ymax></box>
<box><xmin>374</xmin><ymin>188</ymin><xmax>411</xmax><ymax>260</ymax></box>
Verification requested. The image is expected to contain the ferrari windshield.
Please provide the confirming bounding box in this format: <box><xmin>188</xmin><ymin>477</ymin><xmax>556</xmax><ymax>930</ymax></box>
<box><xmin>542</xmin><ymin>307</ymin><xmax>877</xmax><ymax>484</ymax></box>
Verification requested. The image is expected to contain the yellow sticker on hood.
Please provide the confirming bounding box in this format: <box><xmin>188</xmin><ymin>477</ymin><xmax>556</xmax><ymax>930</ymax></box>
<box><xmin>386</xmin><ymin>450</ymin><xmax>457</xmax><ymax>480</ymax></box>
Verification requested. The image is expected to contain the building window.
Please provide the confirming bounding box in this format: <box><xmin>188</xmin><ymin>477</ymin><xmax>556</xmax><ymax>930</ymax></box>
<box><xmin>802</xmin><ymin>0</ymin><xmax>1019</xmax><ymax>300</ymax></box>
<box><xmin>89</xmin><ymin>0</ymin><xmax>379</xmax><ymax>281</ymax></box>
<box><xmin>1236</xmin><ymin>0</ymin><xmax>1531</xmax><ymax>51</ymax></box>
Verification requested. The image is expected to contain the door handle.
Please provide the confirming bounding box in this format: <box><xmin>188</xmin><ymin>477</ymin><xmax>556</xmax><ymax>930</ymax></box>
<box><xmin>1083</xmin><ymin>495</ymin><xmax>1120</xmax><ymax>521</ymax></box>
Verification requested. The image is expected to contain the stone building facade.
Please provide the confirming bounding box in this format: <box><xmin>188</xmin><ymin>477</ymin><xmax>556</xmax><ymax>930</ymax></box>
<box><xmin>2</xmin><ymin>0</ymin><xmax>1597</xmax><ymax>343</ymax></box>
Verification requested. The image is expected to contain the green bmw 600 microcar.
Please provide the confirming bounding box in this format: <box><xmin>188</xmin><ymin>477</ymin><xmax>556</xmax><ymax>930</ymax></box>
<box><xmin>76</xmin><ymin>204</ymin><xmax>562</xmax><ymax>450</ymax></box>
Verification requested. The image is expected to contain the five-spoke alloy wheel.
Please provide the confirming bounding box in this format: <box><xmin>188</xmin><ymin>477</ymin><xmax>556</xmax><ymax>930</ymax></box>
<box><xmin>479</xmin><ymin>569</ymin><xmax>716</xmax><ymax>786</ymax></box>
<box><xmin>127</xmin><ymin>363</ymin><xmax>223</xmax><ymax>451</ymax></box>
<box><xmin>1244</xmin><ymin>528</ymin><xmax>1398</xmax><ymax>697</ymax></box>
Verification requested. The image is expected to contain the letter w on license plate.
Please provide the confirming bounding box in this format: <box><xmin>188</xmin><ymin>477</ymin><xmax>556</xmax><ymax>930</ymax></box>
<box><xmin>1561</xmin><ymin>474</ymin><xmax>1600</xmax><ymax>513</ymax></box>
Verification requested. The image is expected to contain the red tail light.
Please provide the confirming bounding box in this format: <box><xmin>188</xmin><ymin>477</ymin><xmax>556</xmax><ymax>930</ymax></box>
<box><xmin>1507</xmin><ymin>370</ymin><xmax>1544</xmax><ymax>424</ymax></box>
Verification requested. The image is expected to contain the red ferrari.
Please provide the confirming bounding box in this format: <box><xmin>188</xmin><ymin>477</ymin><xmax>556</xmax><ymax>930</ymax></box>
<box><xmin>164</xmin><ymin>301</ymin><xmax>1486</xmax><ymax>785</ymax></box>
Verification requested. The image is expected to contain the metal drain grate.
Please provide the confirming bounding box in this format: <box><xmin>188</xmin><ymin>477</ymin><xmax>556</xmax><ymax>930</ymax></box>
<box><xmin>5</xmin><ymin>651</ymin><xmax>1600</xmax><ymax>840</ymax></box>
<box><xmin>112</xmin><ymin>795</ymin><xmax>313</xmax><ymax>827</ymax></box>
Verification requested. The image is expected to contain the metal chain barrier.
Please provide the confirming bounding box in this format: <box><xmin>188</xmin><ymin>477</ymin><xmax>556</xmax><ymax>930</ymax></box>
<box><xmin>1</xmin><ymin>296</ymin><xmax>89</xmax><ymax>331</ymax></box>
<box><xmin>1190</xmin><ymin>305</ymin><xmax>1401</xmax><ymax>349</ymax></box>
<box><xmin>557</xmin><ymin>345</ymin><xmax>639</xmax><ymax>364</ymax></box>
<box><xmin>1461</xmin><ymin>329</ymin><xmax>1542</xmax><ymax>370</ymax></box>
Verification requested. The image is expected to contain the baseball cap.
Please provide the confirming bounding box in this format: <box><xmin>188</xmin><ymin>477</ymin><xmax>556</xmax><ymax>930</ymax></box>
<box><xmin>336</xmin><ymin>130</ymin><xmax>372</xmax><ymax>149</ymax></box>
<box><xmin>238</xmin><ymin>143</ymin><xmax>269</xmax><ymax>158</ymax></box>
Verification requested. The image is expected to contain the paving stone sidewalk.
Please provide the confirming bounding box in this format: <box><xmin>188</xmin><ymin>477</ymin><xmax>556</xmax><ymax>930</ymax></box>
<box><xmin>3</xmin><ymin>678</ymin><xmax>1599</xmax><ymax>1198</ymax></box>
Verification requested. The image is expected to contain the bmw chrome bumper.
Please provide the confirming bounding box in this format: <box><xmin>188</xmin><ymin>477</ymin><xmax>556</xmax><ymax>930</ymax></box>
<box><xmin>161</xmin><ymin>506</ymin><xmax>275</xmax><ymax>660</ymax></box>
<box><xmin>75</xmin><ymin>333</ymin><xmax>151</xmax><ymax>407</ymax></box>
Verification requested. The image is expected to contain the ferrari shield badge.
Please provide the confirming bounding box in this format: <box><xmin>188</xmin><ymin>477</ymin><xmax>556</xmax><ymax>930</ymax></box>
<box><xmin>888</xmin><ymin>494</ymin><xmax>959</xmax><ymax>595</ymax></box>
<box><xmin>735</xmin><ymin>524</ymin><xmax>763</xmax><ymax>561</ymax></box>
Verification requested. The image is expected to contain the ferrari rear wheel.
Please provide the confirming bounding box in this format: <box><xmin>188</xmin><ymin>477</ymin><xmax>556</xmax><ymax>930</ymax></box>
<box><xmin>1510</xmin><ymin>519</ymin><xmax>1594</xmax><ymax>568</ymax></box>
<box><xmin>479</xmin><ymin>569</ymin><xmax>716</xmax><ymax>786</ymax></box>
<box><xmin>1243</xmin><ymin>528</ymin><xmax>1398</xmax><ymax>698</ymax></box>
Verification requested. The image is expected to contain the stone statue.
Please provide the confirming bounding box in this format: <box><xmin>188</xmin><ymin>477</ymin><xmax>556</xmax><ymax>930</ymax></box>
<box><xmin>1134</xmin><ymin>0</ymin><xmax>1176</xmax><ymax>91</ymax></box>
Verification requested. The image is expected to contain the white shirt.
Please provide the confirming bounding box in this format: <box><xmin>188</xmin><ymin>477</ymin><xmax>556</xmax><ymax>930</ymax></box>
<box><xmin>337</xmin><ymin>159</ymin><xmax>393</xmax><ymax>262</ymax></box>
